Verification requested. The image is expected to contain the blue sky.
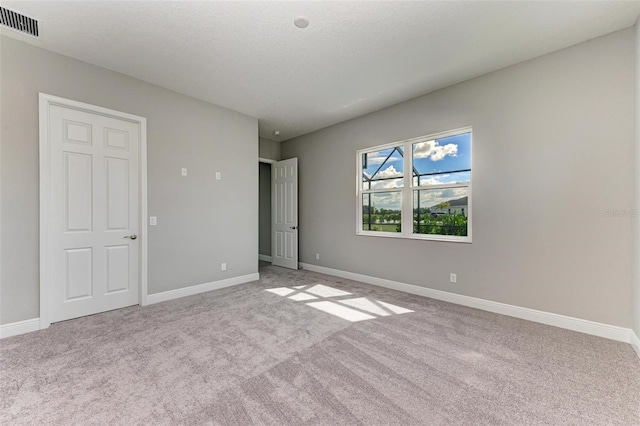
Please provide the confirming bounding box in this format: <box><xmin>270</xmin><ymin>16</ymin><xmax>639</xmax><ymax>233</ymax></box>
<box><xmin>413</xmin><ymin>133</ymin><xmax>471</xmax><ymax>175</ymax></box>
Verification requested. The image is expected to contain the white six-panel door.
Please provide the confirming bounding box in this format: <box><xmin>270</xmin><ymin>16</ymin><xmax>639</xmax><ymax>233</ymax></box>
<box><xmin>272</xmin><ymin>158</ymin><xmax>298</xmax><ymax>270</ymax></box>
<box><xmin>48</xmin><ymin>103</ymin><xmax>140</xmax><ymax>322</ymax></box>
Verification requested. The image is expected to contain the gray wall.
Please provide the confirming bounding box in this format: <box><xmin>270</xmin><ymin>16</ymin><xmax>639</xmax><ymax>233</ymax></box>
<box><xmin>282</xmin><ymin>28</ymin><xmax>635</xmax><ymax>328</ymax></box>
<box><xmin>259</xmin><ymin>137</ymin><xmax>281</xmax><ymax>161</ymax></box>
<box><xmin>0</xmin><ymin>36</ymin><xmax>259</xmax><ymax>324</ymax></box>
<box><xmin>259</xmin><ymin>162</ymin><xmax>272</xmax><ymax>256</ymax></box>
<box><xmin>634</xmin><ymin>20</ymin><xmax>640</xmax><ymax>339</ymax></box>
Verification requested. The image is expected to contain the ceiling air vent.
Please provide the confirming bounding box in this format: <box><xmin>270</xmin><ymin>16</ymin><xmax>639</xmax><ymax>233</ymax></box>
<box><xmin>0</xmin><ymin>7</ymin><xmax>39</xmax><ymax>38</ymax></box>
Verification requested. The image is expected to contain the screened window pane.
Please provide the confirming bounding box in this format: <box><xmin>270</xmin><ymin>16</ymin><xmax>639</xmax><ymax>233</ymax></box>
<box><xmin>412</xmin><ymin>133</ymin><xmax>471</xmax><ymax>185</ymax></box>
<box><xmin>413</xmin><ymin>187</ymin><xmax>468</xmax><ymax>236</ymax></box>
<box><xmin>413</xmin><ymin>171</ymin><xmax>470</xmax><ymax>187</ymax></box>
<box><xmin>369</xmin><ymin>176</ymin><xmax>404</xmax><ymax>190</ymax></box>
<box><xmin>362</xmin><ymin>146</ymin><xmax>404</xmax><ymax>190</ymax></box>
<box><xmin>362</xmin><ymin>192</ymin><xmax>402</xmax><ymax>233</ymax></box>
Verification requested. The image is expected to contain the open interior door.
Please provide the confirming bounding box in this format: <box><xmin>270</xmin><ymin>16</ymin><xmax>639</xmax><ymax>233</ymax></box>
<box><xmin>271</xmin><ymin>158</ymin><xmax>298</xmax><ymax>269</ymax></box>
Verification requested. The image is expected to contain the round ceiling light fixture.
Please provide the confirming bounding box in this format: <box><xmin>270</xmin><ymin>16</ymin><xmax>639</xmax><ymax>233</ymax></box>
<box><xmin>294</xmin><ymin>16</ymin><xmax>309</xmax><ymax>29</ymax></box>
<box><xmin>273</xmin><ymin>130</ymin><xmax>280</xmax><ymax>136</ymax></box>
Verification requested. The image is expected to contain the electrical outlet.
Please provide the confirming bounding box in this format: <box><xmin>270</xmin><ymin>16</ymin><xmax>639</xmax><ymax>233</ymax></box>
<box><xmin>181</xmin><ymin>168</ymin><xmax>188</xmax><ymax>177</ymax></box>
<box><xmin>221</xmin><ymin>263</ymin><xmax>227</xmax><ymax>271</ymax></box>
<box><xmin>316</xmin><ymin>253</ymin><xmax>320</xmax><ymax>260</ymax></box>
<box><xmin>215</xmin><ymin>172</ymin><xmax>221</xmax><ymax>180</ymax></box>
<box><xmin>149</xmin><ymin>216</ymin><xmax>157</xmax><ymax>226</ymax></box>
<box><xmin>450</xmin><ymin>273</ymin><xmax>457</xmax><ymax>283</ymax></box>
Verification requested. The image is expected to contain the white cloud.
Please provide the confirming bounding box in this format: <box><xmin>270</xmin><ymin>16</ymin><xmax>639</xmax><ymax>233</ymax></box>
<box><xmin>377</xmin><ymin>165</ymin><xmax>402</xmax><ymax>179</ymax></box>
<box><xmin>415</xmin><ymin>177</ymin><xmax>441</xmax><ymax>186</ymax></box>
<box><xmin>449</xmin><ymin>188</ymin><xmax>466</xmax><ymax>198</ymax></box>
<box><xmin>416</xmin><ymin>187</ymin><xmax>468</xmax><ymax>208</ymax></box>
<box><xmin>414</xmin><ymin>140</ymin><xmax>458</xmax><ymax>161</ymax></box>
<box><xmin>364</xmin><ymin>149</ymin><xmax>403</xmax><ymax>165</ymax></box>
<box><xmin>367</xmin><ymin>165</ymin><xmax>404</xmax><ymax>190</ymax></box>
<box><xmin>414</xmin><ymin>172</ymin><xmax>470</xmax><ymax>187</ymax></box>
<box><xmin>365</xmin><ymin>152</ymin><xmax>385</xmax><ymax>165</ymax></box>
<box><xmin>368</xmin><ymin>191</ymin><xmax>402</xmax><ymax>209</ymax></box>
<box><xmin>371</xmin><ymin>180</ymin><xmax>402</xmax><ymax>190</ymax></box>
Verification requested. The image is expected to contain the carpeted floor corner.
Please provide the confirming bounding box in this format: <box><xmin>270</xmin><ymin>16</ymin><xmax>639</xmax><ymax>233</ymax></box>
<box><xmin>1</xmin><ymin>265</ymin><xmax>639</xmax><ymax>425</ymax></box>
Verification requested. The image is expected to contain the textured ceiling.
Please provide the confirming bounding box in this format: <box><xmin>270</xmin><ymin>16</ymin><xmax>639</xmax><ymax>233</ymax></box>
<box><xmin>3</xmin><ymin>1</ymin><xmax>639</xmax><ymax>141</ymax></box>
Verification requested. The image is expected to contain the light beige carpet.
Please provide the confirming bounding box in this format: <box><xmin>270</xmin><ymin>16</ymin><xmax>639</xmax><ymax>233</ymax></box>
<box><xmin>1</xmin><ymin>265</ymin><xmax>639</xmax><ymax>425</ymax></box>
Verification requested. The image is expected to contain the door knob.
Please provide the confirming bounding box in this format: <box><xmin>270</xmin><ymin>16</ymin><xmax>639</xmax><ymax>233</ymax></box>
<box><xmin>124</xmin><ymin>235</ymin><xmax>138</xmax><ymax>240</ymax></box>
<box><xmin>290</xmin><ymin>226</ymin><xmax>297</xmax><ymax>230</ymax></box>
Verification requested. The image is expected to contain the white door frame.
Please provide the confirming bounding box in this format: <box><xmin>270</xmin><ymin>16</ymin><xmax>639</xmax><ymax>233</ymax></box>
<box><xmin>39</xmin><ymin>93</ymin><xmax>148</xmax><ymax>329</ymax></box>
<box><xmin>258</xmin><ymin>157</ymin><xmax>275</xmax><ymax>165</ymax></box>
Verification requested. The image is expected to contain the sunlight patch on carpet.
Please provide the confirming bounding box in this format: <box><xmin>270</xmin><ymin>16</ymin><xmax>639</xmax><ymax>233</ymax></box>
<box><xmin>265</xmin><ymin>284</ymin><xmax>413</xmax><ymax>322</ymax></box>
<box><xmin>289</xmin><ymin>293</ymin><xmax>318</xmax><ymax>301</ymax></box>
<box><xmin>305</xmin><ymin>284</ymin><xmax>352</xmax><ymax>298</ymax></box>
<box><xmin>306</xmin><ymin>301</ymin><xmax>376</xmax><ymax>322</ymax></box>
<box><xmin>265</xmin><ymin>287</ymin><xmax>296</xmax><ymax>296</ymax></box>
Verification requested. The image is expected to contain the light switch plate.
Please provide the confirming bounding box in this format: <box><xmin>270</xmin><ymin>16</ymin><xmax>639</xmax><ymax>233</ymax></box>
<box><xmin>149</xmin><ymin>216</ymin><xmax>157</xmax><ymax>226</ymax></box>
<box><xmin>215</xmin><ymin>172</ymin><xmax>221</xmax><ymax>180</ymax></box>
<box><xmin>181</xmin><ymin>168</ymin><xmax>187</xmax><ymax>176</ymax></box>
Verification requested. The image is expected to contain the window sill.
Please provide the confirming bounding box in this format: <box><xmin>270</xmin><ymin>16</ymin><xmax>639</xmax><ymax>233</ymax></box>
<box><xmin>356</xmin><ymin>230</ymin><xmax>472</xmax><ymax>244</ymax></box>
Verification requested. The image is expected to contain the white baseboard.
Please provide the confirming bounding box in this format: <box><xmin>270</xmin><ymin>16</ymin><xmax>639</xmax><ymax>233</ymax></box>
<box><xmin>259</xmin><ymin>254</ymin><xmax>272</xmax><ymax>263</ymax></box>
<box><xmin>631</xmin><ymin>330</ymin><xmax>640</xmax><ymax>359</ymax></box>
<box><xmin>0</xmin><ymin>318</ymin><xmax>41</xmax><ymax>339</ymax></box>
<box><xmin>145</xmin><ymin>273</ymin><xmax>260</xmax><ymax>305</ymax></box>
<box><xmin>299</xmin><ymin>263</ymin><xmax>634</xmax><ymax>344</ymax></box>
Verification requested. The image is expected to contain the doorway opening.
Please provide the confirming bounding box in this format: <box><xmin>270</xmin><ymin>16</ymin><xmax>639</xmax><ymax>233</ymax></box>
<box><xmin>258</xmin><ymin>158</ymin><xmax>274</xmax><ymax>266</ymax></box>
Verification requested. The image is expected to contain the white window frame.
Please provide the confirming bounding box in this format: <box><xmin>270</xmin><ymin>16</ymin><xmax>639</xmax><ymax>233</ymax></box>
<box><xmin>356</xmin><ymin>127</ymin><xmax>472</xmax><ymax>243</ymax></box>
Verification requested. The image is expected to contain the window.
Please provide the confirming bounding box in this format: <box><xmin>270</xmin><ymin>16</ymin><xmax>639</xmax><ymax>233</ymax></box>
<box><xmin>357</xmin><ymin>128</ymin><xmax>472</xmax><ymax>242</ymax></box>
<box><xmin>361</xmin><ymin>145</ymin><xmax>404</xmax><ymax>233</ymax></box>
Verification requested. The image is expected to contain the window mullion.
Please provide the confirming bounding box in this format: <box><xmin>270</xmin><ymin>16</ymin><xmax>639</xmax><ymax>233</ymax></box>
<box><xmin>401</xmin><ymin>141</ymin><xmax>412</xmax><ymax>236</ymax></box>
<box><xmin>361</xmin><ymin>188</ymin><xmax>403</xmax><ymax>195</ymax></box>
